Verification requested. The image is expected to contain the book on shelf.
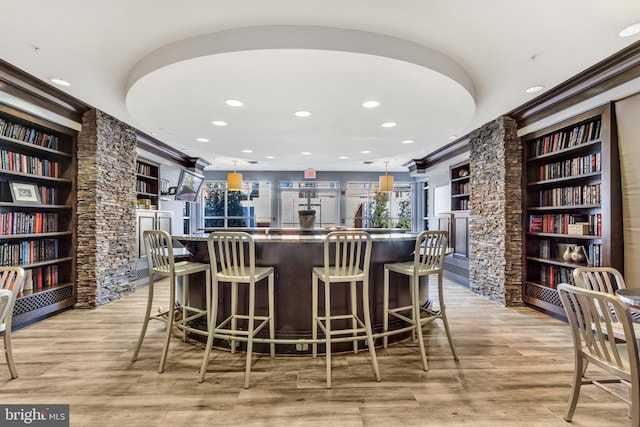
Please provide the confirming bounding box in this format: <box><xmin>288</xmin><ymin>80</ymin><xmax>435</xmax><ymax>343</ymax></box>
<box><xmin>0</xmin><ymin>118</ymin><xmax>59</xmax><ymax>150</ymax></box>
<box><xmin>530</xmin><ymin>119</ymin><xmax>601</xmax><ymax>157</ymax></box>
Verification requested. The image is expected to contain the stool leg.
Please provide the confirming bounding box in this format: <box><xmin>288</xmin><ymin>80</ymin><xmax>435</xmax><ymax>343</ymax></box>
<box><xmin>362</xmin><ymin>279</ymin><xmax>381</xmax><ymax>382</ymax></box>
<box><xmin>132</xmin><ymin>276</ymin><xmax>155</xmax><ymax>362</ymax></box>
<box><xmin>350</xmin><ymin>281</ymin><xmax>358</xmax><ymax>354</ymax></box>
<box><xmin>181</xmin><ymin>275</ymin><xmax>188</xmax><ymax>342</ymax></box>
<box><xmin>159</xmin><ymin>274</ymin><xmax>178</xmax><ymax>373</ymax></box>
<box><xmin>437</xmin><ymin>273</ymin><xmax>458</xmax><ymax>361</ymax></box>
<box><xmin>231</xmin><ymin>281</ymin><xmax>238</xmax><ymax>354</ymax></box>
<box><xmin>312</xmin><ymin>274</ymin><xmax>318</xmax><ymax>358</ymax></box>
<box><xmin>244</xmin><ymin>282</ymin><xmax>256</xmax><ymax>389</ymax></box>
<box><xmin>5</xmin><ymin>327</ymin><xmax>18</xmax><ymax>379</ymax></box>
<box><xmin>268</xmin><ymin>273</ymin><xmax>275</xmax><ymax>358</ymax></box>
<box><xmin>199</xmin><ymin>276</ymin><xmax>219</xmax><ymax>383</ymax></box>
<box><xmin>383</xmin><ymin>268</ymin><xmax>390</xmax><ymax>348</ymax></box>
<box><xmin>325</xmin><ymin>279</ymin><xmax>332</xmax><ymax>389</ymax></box>
<box><xmin>413</xmin><ymin>275</ymin><xmax>428</xmax><ymax>371</ymax></box>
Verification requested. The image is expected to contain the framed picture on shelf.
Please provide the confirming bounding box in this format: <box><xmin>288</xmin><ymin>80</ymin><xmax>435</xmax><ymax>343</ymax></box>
<box><xmin>9</xmin><ymin>181</ymin><xmax>41</xmax><ymax>204</ymax></box>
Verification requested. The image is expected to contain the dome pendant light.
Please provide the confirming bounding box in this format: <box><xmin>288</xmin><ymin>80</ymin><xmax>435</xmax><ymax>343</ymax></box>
<box><xmin>227</xmin><ymin>160</ymin><xmax>243</xmax><ymax>192</ymax></box>
<box><xmin>379</xmin><ymin>161</ymin><xmax>394</xmax><ymax>192</ymax></box>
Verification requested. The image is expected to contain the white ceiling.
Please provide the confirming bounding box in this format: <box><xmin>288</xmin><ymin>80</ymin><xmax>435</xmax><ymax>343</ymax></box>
<box><xmin>1</xmin><ymin>0</ymin><xmax>639</xmax><ymax>172</ymax></box>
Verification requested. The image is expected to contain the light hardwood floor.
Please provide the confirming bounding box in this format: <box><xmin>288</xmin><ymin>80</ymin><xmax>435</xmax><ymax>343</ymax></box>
<box><xmin>0</xmin><ymin>278</ymin><xmax>633</xmax><ymax>426</ymax></box>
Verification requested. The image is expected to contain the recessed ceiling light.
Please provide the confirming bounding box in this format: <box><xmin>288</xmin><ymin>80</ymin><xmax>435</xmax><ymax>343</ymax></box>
<box><xmin>49</xmin><ymin>77</ymin><xmax>70</xmax><ymax>87</ymax></box>
<box><xmin>619</xmin><ymin>23</ymin><xmax>640</xmax><ymax>37</ymax></box>
<box><xmin>382</xmin><ymin>122</ymin><xmax>397</xmax><ymax>128</ymax></box>
<box><xmin>225</xmin><ymin>99</ymin><xmax>244</xmax><ymax>107</ymax></box>
<box><xmin>525</xmin><ymin>85</ymin><xmax>545</xmax><ymax>94</ymax></box>
<box><xmin>360</xmin><ymin>150</ymin><xmax>371</xmax><ymax>154</ymax></box>
<box><xmin>295</xmin><ymin>110</ymin><xmax>311</xmax><ymax>117</ymax></box>
<box><xmin>242</xmin><ymin>149</ymin><xmax>253</xmax><ymax>153</ymax></box>
<box><xmin>362</xmin><ymin>100</ymin><xmax>380</xmax><ymax>108</ymax></box>
<box><xmin>301</xmin><ymin>151</ymin><xmax>312</xmax><ymax>155</ymax></box>
<box><xmin>196</xmin><ymin>138</ymin><xmax>209</xmax><ymax>142</ymax></box>
<box><xmin>339</xmin><ymin>156</ymin><xmax>349</xmax><ymax>159</ymax></box>
<box><xmin>449</xmin><ymin>135</ymin><xmax>458</xmax><ymax>141</ymax></box>
<box><xmin>212</xmin><ymin>120</ymin><xmax>227</xmax><ymax>126</ymax></box>
<box><xmin>401</xmin><ymin>139</ymin><xmax>414</xmax><ymax>144</ymax></box>
<box><xmin>265</xmin><ymin>156</ymin><xmax>275</xmax><ymax>159</ymax></box>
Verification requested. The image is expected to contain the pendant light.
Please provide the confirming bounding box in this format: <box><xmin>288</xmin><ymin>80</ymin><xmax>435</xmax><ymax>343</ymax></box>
<box><xmin>227</xmin><ymin>160</ymin><xmax>243</xmax><ymax>191</ymax></box>
<box><xmin>379</xmin><ymin>161</ymin><xmax>394</xmax><ymax>192</ymax></box>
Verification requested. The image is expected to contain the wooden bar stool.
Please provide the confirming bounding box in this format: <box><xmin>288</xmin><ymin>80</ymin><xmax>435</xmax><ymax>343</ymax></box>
<box><xmin>312</xmin><ymin>230</ymin><xmax>380</xmax><ymax>388</ymax></box>
<box><xmin>381</xmin><ymin>230</ymin><xmax>458</xmax><ymax>371</ymax></box>
<box><xmin>0</xmin><ymin>267</ymin><xmax>26</xmax><ymax>379</ymax></box>
<box><xmin>199</xmin><ymin>231</ymin><xmax>275</xmax><ymax>388</ymax></box>
<box><xmin>132</xmin><ymin>230</ymin><xmax>211</xmax><ymax>373</ymax></box>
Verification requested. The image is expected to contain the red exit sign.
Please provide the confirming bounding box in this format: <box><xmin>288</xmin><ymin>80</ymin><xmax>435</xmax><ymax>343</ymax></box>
<box><xmin>304</xmin><ymin>169</ymin><xmax>316</xmax><ymax>179</ymax></box>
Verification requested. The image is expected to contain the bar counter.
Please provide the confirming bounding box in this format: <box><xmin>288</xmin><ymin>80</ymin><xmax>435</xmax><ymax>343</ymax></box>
<box><xmin>174</xmin><ymin>229</ymin><xmax>425</xmax><ymax>354</ymax></box>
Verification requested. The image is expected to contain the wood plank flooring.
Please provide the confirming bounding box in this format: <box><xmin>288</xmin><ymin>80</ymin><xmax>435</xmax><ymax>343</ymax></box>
<box><xmin>0</xmin><ymin>278</ymin><xmax>633</xmax><ymax>426</ymax></box>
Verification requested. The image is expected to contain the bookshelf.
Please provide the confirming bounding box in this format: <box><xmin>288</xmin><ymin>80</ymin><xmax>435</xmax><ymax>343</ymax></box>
<box><xmin>136</xmin><ymin>157</ymin><xmax>159</xmax><ymax>209</ymax></box>
<box><xmin>0</xmin><ymin>103</ymin><xmax>77</xmax><ymax>327</ymax></box>
<box><xmin>450</xmin><ymin>161</ymin><xmax>470</xmax><ymax>211</ymax></box>
<box><xmin>523</xmin><ymin>103</ymin><xmax>622</xmax><ymax>317</ymax></box>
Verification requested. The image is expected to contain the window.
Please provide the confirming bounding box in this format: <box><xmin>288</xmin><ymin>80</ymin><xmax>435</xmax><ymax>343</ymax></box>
<box><xmin>345</xmin><ymin>182</ymin><xmax>412</xmax><ymax>230</ymax></box>
<box><xmin>202</xmin><ymin>181</ymin><xmax>271</xmax><ymax>228</ymax></box>
<box><xmin>279</xmin><ymin>181</ymin><xmax>339</xmax><ymax>228</ymax></box>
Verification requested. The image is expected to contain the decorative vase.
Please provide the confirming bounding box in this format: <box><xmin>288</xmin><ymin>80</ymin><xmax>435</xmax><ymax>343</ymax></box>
<box><xmin>571</xmin><ymin>245</ymin><xmax>587</xmax><ymax>263</ymax></box>
<box><xmin>298</xmin><ymin>210</ymin><xmax>316</xmax><ymax>230</ymax></box>
<box><xmin>562</xmin><ymin>246</ymin><xmax>573</xmax><ymax>262</ymax></box>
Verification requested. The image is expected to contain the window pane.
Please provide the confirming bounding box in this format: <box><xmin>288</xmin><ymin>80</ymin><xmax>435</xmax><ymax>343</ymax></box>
<box><xmin>279</xmin><ymin>181</ymin><xmax>339</xmax><ymax>228</ymax></box>
<box><xmin>202</xmin><ymin>181</ymin><xmax>271</xmax><ymax>228</ymax></box>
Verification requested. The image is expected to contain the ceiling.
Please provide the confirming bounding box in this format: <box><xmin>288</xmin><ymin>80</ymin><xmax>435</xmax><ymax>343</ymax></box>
<box><xmin>1</xmin><ymin>1</ymin><xmax>639</xmax><ymax>172</ymax></box>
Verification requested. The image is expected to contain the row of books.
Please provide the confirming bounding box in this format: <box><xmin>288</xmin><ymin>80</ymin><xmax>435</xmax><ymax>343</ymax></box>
<box><xmin>1</xmin><ymin>149</ymin><xmax>60</xmax><ymax>178</ymax></box>
<box><xmin>0</xmin><ymin>239</ymin><xmax>59</xmax><ymax>266</ymax></box>
<box><xmin>529</xmin><ymin>213</ymin><xmax>602</xmax><ymax>235</ymax></box>
<box><xmin>136</xmin><ymin>179</ymin><xmax>155</xmax><ymax>193</ymax></box>
<box><xmin>530</xmin><ymin>119</ymin><xmax>601</xmax><ymax>157</ymax></box>
<box><xmin>536</xmin><ymin>153</ymin><xmax>601</xmax><ymax>181</ymax></box>
<box><xmin>455</xmin><ymin>199</ymin><xmax>469</xmax><ymax>210</ymax></box>
<box><xmin>0</xmin><ymin>118</ymin><xmax>59</xmax><ymax>150</ymax></box>
<box><xmin>454</xmin><ymin>182</ymin><xmax>469</xmax><ymax>195</ymax></box>
<box><xmin>38</xmin><ymin>186</ymin><xmax>57</xmax><ymax>205</ymax></box>
<box><xmin>0</xmin><ymin>212</ymin><xmax>59</xmax><ymax>235</ymax></box>
<box><xmin>537</xmin><ymin>240</ymin><xmax>602</xmax><ymax>265</ymax></box>
<box><xmin>136</xmin><ymin>162</ymin><xmax>154</xmax><ymax>176</ymax></box>
<box><xmin>18</xmin><ymin>265</ymin><xmax>59</xmax><ymax>294</ymax></box>
<box><xmin>538</xmin><ymin>183</ymin><xmax>600</xmax><ymax>207</ymax></box>
<box><xmin>538</xmin><ymin>265</ymin><xmax>575</xmax><ymax>288</ymax></box>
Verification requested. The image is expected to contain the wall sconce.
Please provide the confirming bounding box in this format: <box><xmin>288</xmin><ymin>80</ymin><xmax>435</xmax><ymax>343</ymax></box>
<box><xmin>227</xmin><ymin>160</ymin><xmax>243</xmax><ymax>191</ymax></box>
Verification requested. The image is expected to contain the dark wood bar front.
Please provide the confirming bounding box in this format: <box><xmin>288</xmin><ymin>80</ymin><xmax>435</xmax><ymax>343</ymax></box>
<box><xmin>174</xmin><ymin>230</ymin><xmax>425</xmax><ymax>354</ymax></box>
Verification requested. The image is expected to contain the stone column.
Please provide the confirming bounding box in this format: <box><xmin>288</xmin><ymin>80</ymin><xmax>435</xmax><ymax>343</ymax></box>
<box><xmin>469</xmin><ymin>116</ymin><xmax>523</xmax><ymax>306</ymax></box>
<box><xmin>76</xmin><ymin>109</ymin><xmax>137</xmax><ymax>308</ymax></box>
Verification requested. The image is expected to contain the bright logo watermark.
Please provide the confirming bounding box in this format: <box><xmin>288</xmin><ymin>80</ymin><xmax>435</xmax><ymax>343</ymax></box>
<box><xmin>0</xmin><ymin>405</ymin><xmax>68</xmax><ymax>426</ymax></box>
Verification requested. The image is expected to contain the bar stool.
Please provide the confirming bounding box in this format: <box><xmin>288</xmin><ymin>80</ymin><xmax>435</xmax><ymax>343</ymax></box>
<box><xmin>0</xmin><ymin>266</ymin><xmax>26</xmax><ymax>379</ymax></box>
<box><xmin>381</xmin><ymin>230</ymin><xmax>458</xmax><ymax>371</ymax></box>
<box><xmin>199</xmin><ymin>231</ymin><xmax>275</xmax><ymax>388</ymax></box>
<box><xmin>132</xmin><ymin>230</ymin><xmax>211</xmax><ymax>373</ymax></box>
<box><xmin>312</xmin><ymin>230</ymin><xmax>380</xmax><ymax>388</ymax></box>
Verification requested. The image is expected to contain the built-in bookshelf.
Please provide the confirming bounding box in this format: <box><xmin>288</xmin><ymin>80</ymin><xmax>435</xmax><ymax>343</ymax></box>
<box><xmin>0</xmin><ymin>103</ymin><xmax>77</xmax><ymax>327</ymax></box>
<box><xmin>450</xmin><ymin>161</ymin><xmax>470</xmax><ymax>211</ymax></box>
<box><xmin>136</xmin><ymin>157</ymin><xmax>159</xmax><ymax>209</ymax></box>
<box><xmin>523</xmin><ymin>103</ymin><xmax>622</xmax><ymax>317</ymax></box>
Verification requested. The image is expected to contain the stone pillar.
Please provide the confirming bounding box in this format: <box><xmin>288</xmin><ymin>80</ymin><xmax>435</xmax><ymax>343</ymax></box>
<box><xmin>76</xmin><ymin>109</ymin><xmax>137</xmax><ymax>308</ymax></box>
<box><xmin>469</xmin><ymin>116</ymin><xmax>523</xmax><ymax>306</ymax></box>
